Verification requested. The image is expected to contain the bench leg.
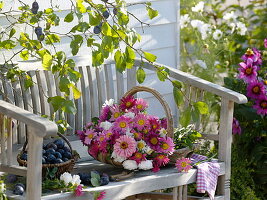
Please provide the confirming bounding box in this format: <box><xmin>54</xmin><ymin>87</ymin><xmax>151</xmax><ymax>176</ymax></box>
<box><xmin>173</xmin><ymin>185</ymin><xmax>187</xmax><ymax>200</ymax></box>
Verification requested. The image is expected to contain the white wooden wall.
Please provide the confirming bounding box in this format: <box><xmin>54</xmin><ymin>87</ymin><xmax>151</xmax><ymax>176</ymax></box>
<box><xmin>0</xmin><ymin>0</ymin><xmax>179</xmax><ymax>119</ymax></box>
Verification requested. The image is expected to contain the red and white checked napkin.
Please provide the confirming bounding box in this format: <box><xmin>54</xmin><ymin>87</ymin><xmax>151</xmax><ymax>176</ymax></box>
<box><xmin>190</xmin><ymin>154</ymin><xmax>220</xmax><ymax>200</ymax></box>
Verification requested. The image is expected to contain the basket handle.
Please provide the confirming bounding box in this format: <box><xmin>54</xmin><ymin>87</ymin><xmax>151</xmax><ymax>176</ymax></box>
<box><xmin>122</xmin><ymin>86</ymin><xmax>174</xmax><ymax>138</ymax></box>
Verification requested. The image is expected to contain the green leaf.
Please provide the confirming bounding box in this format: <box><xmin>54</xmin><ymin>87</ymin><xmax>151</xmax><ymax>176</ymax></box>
<box><xmin>9</xmin><ymin>28</ymin><xmax>16</xmax><ymax>38</ymax></box>
<box><xmin>42</xmin><ymin>53</ymin><xmax>53</xmax><ymax>70</ymax></box>
<box><xmin>1</xmin><ymin>40</ymin><xmax>16</xmax><ymax>49</ymax></box>
<box><xmin>102</xmin><ymin>22</ymin><xmax>112</xmax><ymax>36</ymax></box>
<box><xmin>136</xmin><ymin>67</ymin><xmax>146</xmax><ymax>84</ymax></box>
<box><xmin>48</xmin><ymin>96</ymin><xmax>65</xmax><ymax>112</ymax></box>
<box><xmin>62</xmin><ymin>100</ymin><xmax>77</xmax><ymax>114</ymax></box>
<box><xmin>180</xmin><ymin>107</ymin><xmax>191</xmax><ymax>127</ymax></box>
<box><xmin>24</xmin><ymin>75</ymin><xmax>33</xmax><ymax>89</ymax></box>
<box><xmin>194</xmin><ymin>101</ymin><xmax>209</xmax><ymax>115</ymax></box>
<box><xmin>191</xmin><ymin>108</ymin><xmax>200</xmax><ymax>123</ymax></box>
<box><xmin>89</xmin><ymin>12</ymin><xmax>101</xmax><ymax>26</ymax></box>
<box><xmin>114</xmin><ymin>50</ymin><xmax>125</xmax><ymax>72</ymax></box>
<box><xmin>157</xmin><ymin>70</ymin><xmax>168</xmax><ymax>81</ymax></box>
<box><xmin>45</xmin><ymin>34</ymin><xmax>61</xmax><ymax>44</ymax></box>
<box><xmin>70</xmin><ymin>35</ymin><xmax>83</xmax><ymax>55</ymax></box>
<box><xmin>91</xmin><ymin>177</ymin><xmax>100</xmax><ymax>187</ymax></box>
<box><xmin>70</xmin><ymin>84</ymin><xmax>81</xmax><ymax>99</ymax></box>
<box><xmin>146</xmin><ymin>6</ymin><xmax>159</xmax><ymax>19</ymax></box>
<box><xmin>59</xmin><ymin>77</ymin><xmax>70</xmax><ymax>95</ymax></box>
<box><xmin>87</xmin><ymin>38</ymin><xmax>95</xmax><ymax>47</ymax></box>
<box><xmin>173</xmin><ymin>85</ymin><xmax>183</xmax><ymax>107</ymax></box>
<box><xmin>143</xmin><ymin>51</ymin><xmax>157</xmax><ymax>62</ymax></box>
<box><xmin>0</xmin><ymin>1</ymin><xmax>4</xmax><ymax>9</ymax></box>
<box><xmin>76</xmin><ymin>0</ymin><xmax>86</xmax><ymax>13</ymax></box>
<box><xmin>91</xmin><ymin>171</ymin><xmax>100</xmax><ymax>180</ymax></box>
<box><xmin>125</xmin><ymin>46</ymin><xmax>135</xmax><ymax>60</ymax></box>
<box><xmin>20</xmin><ymin>50</ymin><xmax>29</xmax><ymax>61</ymax></box>
<box><xmin>64</xmin><ymin>12</ymin><xmax>74</xmax><ymax>22</ymax></box>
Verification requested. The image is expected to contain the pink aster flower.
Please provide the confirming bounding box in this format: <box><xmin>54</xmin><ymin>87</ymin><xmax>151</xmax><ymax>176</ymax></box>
<box><xmin>88</xmin><ymin>142</ymin><xmax>100</xmax><ymax>159</ymax></box>
<box><xmin>241</xmin><ymin>48</ymin><xmax>262</xmax><ymax>66</ymax></box>
<box><xmin>84</xmin><ymin>129</ymin><xmax>96</xmax><ymax>145</ymax></box>
<box><xmin>152</xmin><ymin>164</ymin><xmax>160</xmax><ymax>173</ymax></box>
<box><xmin>131</xmin><ymin>131</ymin><xmax>143</xmax><ymax>141</ymax></box>
<box><xmin>153</xmin><ymin>154</ymin><xmax>170</xmax><ymax>167</ymax></box>
<box><xmin>246</xmin><ymin>81</ymin><xmax>265</xmax><ymax>99</ymax></box>
<box><xmin>102</xmin><ymin>129</ymin><xmax>114</xmax><ymax>140</ymax></box>
<box><xmin>75</xmin><ymin>185</ymin><xmax>83</xmax><ymax>197</ymax></box>
<box><xmin>131</xmin><ymin>98</ymin><xmax>148</xmax><ymax>113</ymax></box>
<box><xmin>253</xmin><ymin>95</ymin><xmax>267</xmax><ymax>115</ymax></box>
<box><xmin>146</xmin><ymin>133</ymin><xmax>162</xmax><ymax>151</ymax></box>
<box><xmin>264</xmin><ymin>38</ymin><xmax>267</xmax><ymax>48</ymax></box>
<box><xmin>99</xmin><ymin>105</ymin><xmax>110</xmax><ymax>122</ymax></box>
<box><xmin>134</xmin><ymin>114</ymin><xmax>148</xmax><ymax>131</ymax></box>
<box><xmin>110</xmin><ymin>104</ymin><xmax>121</xmax><ymax>121</ymax></box>
<box><xmin>238</xmin><ymin>58</ymin><xmax>258</xmax><ymax>83</ymax></box>
<box><xmin>159</xmin><ymin>137</ymin><xmax>175</xmax><ymax>155</ymax></box>
<box><xmin>148</xmin><ymin>116</ymin><xmax>161</xmax><ymax>133</ymax></box>
<box><xmin>113</xmin><ymin>116</ymin><xmax>131</xmax><ymax>133</ymax></box>
<box><xmin>175</xmin><ymin>157</ymin><xmax>192</xmax><ymax>172</ymax></box>
<box><xmin>120</xmin><ymin>95</ymin><xmax>136</xmax><ymax>110</ymax></box>
<box><xmin>113</xmin><ymin>135</ymin><xmax>137</xmax><ymax>158</ymax></box>
<box><xmin>129</xmin><ymin>152</ymin><xmax>146</xmax><ymax>164</ymax></box>
<box><xmin>232</xmin><ymin>118</ymin><xmax>241</xmax><ymax>135</ymax></box>
<box><xmin>160</xmin><ymin>118</ymin><xmax>168</xmax><ymax>129</ymax></box>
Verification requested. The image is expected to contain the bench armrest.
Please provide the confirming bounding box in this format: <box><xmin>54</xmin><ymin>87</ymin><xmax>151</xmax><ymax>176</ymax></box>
<box><xmin>0</xmin><ymin>100</ymin><xmax>58</xmax><ymax>137</ymax></box>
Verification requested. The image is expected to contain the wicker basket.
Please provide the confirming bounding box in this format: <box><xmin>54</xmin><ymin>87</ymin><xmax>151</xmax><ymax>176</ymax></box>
<box><xmin>90</xmin><ymin>86</ymin><xmax>193</xmax><ymax>167</ymax></box>
<box><xmin>17</xmin><ymin>132</ymin><xmax>79</xmax><ymax>178</ymax></box>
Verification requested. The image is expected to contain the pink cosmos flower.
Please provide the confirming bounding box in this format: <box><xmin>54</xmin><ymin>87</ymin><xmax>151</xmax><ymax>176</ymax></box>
<box><xmin>246</xmin><ymin>81</ymin><xmax>265</xmax><ymax>99</ymax></box>
<box><xmin>146</xmin><ymin>133</ymin><xmax>162</xmax><ymax>151</ymax></box>
<box><xmin>96</xmin><ymin>191</ymin><xmax>106</xmax><ymax>200</ymax></box>
<box><xmin>264</xmin><ymin>38</ymin><xmax>267</xmax><ymax>48</ymax></box>
<box><xmin>84</xmin><ymin>129</ymin><xmax>96</xmax><ymax>145</ymax></box>
<box><xmin>232</xmin><ymin>118</ymin><xmax>241</xmax><ymax>135</ymax></box>
<box><xmin>113</xmin><ymin>135</ymin><xmax>137</xmax><ymax>158</ymax></box>
<box><xmin>134</xmin><ymin>114</ymin><xmax>148</xmax><ymax>130</ymax></box>
<box><xmin>131</xmin><ymin>98</ymin><xmax>148</xmax><ymax>113</ymax></box>
<box><xmin>113</xmin><ymin>116</ymin><xmax>131</xmax><ymax>133</ymax></box>
<box><xmin>110</xmin><ymin>104</ymin><xmax>121</xmax><ymax>121</ymax></box>
<box><xmin>75</xmin><ymin>185</ymin><xmax>83</xmax><ymax>197</ymax></box>
<box><xmin>253</xmin><ymin>95</ymin><xmax>267</xmax><ymax>115</ymax></box>
<box><xmin>159</xmin><ymin>137</ymin><xmax>175</xmax><ymax>155</ymax></box>
<box><xmin>120</xmin><ymin>95</ymin><xmax>136</xmax><ymax>110</ymax></box>
<box><xmin>238</xmin><ymin>58</ymin><xmax>258</xmax><ymax>83</ymax></box>
<box><xmin>99</xmin><ymin>105</ymin><xmax>110</xmax><ymax>122</ymax></box>
<box><xmin>175</xmin><ymin>157</ymin><xmax>192</xmax><ymax>172</ymax></box>
<box><xmin>153</xmin><ymin>154</ymin><xmax>170</xmax><ymax>167</ymax></box>
<box><xmin>129</xmin><ymin>152</ymin><xmax>146</xmax><ymax>164</ymax></box>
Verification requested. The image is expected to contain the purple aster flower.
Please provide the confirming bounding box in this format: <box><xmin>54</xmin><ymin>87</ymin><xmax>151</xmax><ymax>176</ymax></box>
<box><xmin>99</xmin><ymin>105</ymin><xmax>110</xmax><ymax>122</ymax></box>
<box><xmin>246</xmin><ymin>81</ymin><xmax>265</xmax><ymax>99</ymax></box>
<box><xmin>253</xmin><ymin>95</ymin><xmax>267</xmax><ymax>115</ymax></box>
<box><xmin>264</xmin><ymin>38</ymin><xmax>267</xmax><ymax>48</ymax></box>
<box><xmin>238</xmin><ymin>58</ymin><xmax>258</xmax><ymax>83</ymax></box>
<box><xmin>241</xmin><ymin>48</ymin><xmax>262</xmax><ymax>66</ymax></box>
<box><xmin>232</xmin><ymin>118</ymin><xmax>241</xmax><ymax>135</ymax></box>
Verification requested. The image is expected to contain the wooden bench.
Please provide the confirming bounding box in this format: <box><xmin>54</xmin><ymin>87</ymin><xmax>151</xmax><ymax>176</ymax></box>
<box><xmin>0</xmin><ymin>58</ymin><xmax>247</xmax><ymax>200</ymax></box>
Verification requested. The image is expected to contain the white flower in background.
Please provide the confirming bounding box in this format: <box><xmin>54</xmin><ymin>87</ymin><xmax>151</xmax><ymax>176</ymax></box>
<box><xmin>223</xmin><ymin>11</ymin><xmax>238</xmax><ymax>22</ymax></box>
<box><xmin>229</xmin><ymin>22</ymin><xmax>236</xmax><ymax>33</ymax></box>
<box><xmin>138</xmin><ymin>160</ymin><xmax>153</xmax><ymax>170</ymax></box>
<box><xmin>145</xmin><ymin>145</ymin><xmax>153</xmax><ymax>155</ymax></box>
<box><xmin>71</xmin><ymin>175</ymin><xmax>81</xmax><ymax>185</ymax></box>
<box><xmin>125</xmin><ymin>128</ymin><xmax>133</xmax><ymax>136</ymax></box>
<box><xmin>124</xmin><ymin>112</ymin><xmax>135</xmax><ymax>119</ymax></box>
<box><xmin>159</xmin><ymin>128</ymin><xmax>167</xmax><ymax>137</ymax></box>
<box><xmin>236</xmin><ymin>22</ymin><xmax>247</xmax><ymax>35</ymax></box>
<box><xmin>180</xmin><ymin>14</ymin><xmax>190</xmax><ymax>29</ymax></box>
<box><xmin>60</xmin><ymin>172</ymin><xmax>73</xmax><ymax>185</ymax></box>
<box><xmin>192</xmin><ymin>1</ymin><xmax>204</xmax><ymax>13</ymax></box>
<box><xmin>137</xmin><ymin>140</ymin><xmax>147</xmax><ymax>152</ymax></box>
<box><xmin>103</xmin><ymin>99</ymin><xmax>114</xmax><ymax>107</ymax></box>
<box><xmin>111</xmin><ymin>151</ymin><xmax>126</xmax><ymax>162</ymax></box>
<box><xmin>191</xmin><ymin>20</ymin><xmax>204</xmax><ymax>29</ymax></box>
<box><xmin>200</xmin><ymin>24</ymin><xmax>211</xmax><ymax>40</ymax></box>
<box><xmin>196</xmin><ymin>60</ymin><xmax>207</xmax><ymax>69</ymax></box>
<box><xmin>0</xmin><ymin>182</ymin><xmax>6</xmax><ymax>193</ymax></box>
<box><xmin>214</xmin><ymin>61</ymin><xmax>220</xmax><ymax>66</ymax></box>
<box><xmin>213</xmin><ymin>29</ymin><xmax>223</xmax><ymax>40</ymax></box>
<box><xmin>123</xmin><ymin>160</ymin><xmax>138</xmax><ymax>170</ymax></box>
<box><xmin>99</xmin><ymin>121</ymin><xmax>112</xmax><ymax>130</ymax></box>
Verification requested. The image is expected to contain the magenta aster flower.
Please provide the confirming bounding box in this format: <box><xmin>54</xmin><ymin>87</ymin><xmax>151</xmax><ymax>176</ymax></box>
<box><xmin>110</xmin><ymin>104</ymin><xmax>121</xmax><ymax>121</ymax></box>
<box><xmin>102</xmin><ymin>129</ymin><xmax>113</xmax><ymax>140</ymax></box>
<box><xmin>75</xmin><ymin>185</ymin><xmax>83</xmax><ymax>197</ymax></box>
<box><xmin>241</xmin><ymin>48</ymin><xmax>262</xmax><ymax>66</ymax></box>
<box><xmin>131</xmin><ymin>130</ymin><xmax>143</xmax><ymax>141</ymax></box>
<box><xmin>84</xmin><ymin>129</ymin><xmax>96</xmax><ymax>145</ymax></box>
<box><xmin>96</xmin><ymin>191</ymin><xmax>106</xmax><ymax>200</ymax></box>
<box><xmin>120</xmin><ymin>95</ymin><xmax>136</xmax><ymax>110</ymax></box>
<box><xmin>134</xmin><ymin>114</ymin><xmax>148</xmax><ymax>130</ymax></box>
<box><xmin>131</xmin><ymin>98</ymin><xmax>148</xmax><ymax>113</ymax></box>
<box><xmin>153</xmin><ymin>154</ymin><xmax>170</xmax><ymax>167</ymax></box>
<box><xmin>238</xmin><ymin>58</ymin><xmax>258</xmax><ymax>83</ymax></box>
<box><xmin>146</xmin><ymin>133</ymin><xmax>162</xmax><ymax>151</ymax></box>
<box><xmin>253</xmin><ymin>95</ymin><xmax>267</xmax><ymax>115</ymax></box>
<box><xmin>160</xmin><ymin>118</ymin><xmax>168</xmax><ymax>129</ymax></box>
<box><xmin>232</xmin><ymin>118</ymin><xmax>241</xmax><ymax>135</ymax></box>
<box><xmin>99</xmin><ymin>105</ymin><xmax>110</xmax><ymax>122</ymax></box>
<box><xmin>152</xmin><ymin>164</ymin><xmax>160</xmax><ymax>173</ymax></box>
<box><xmin>88</xmin><ymin>142</ymin><xmax>100</xmax><ymax>159</ymax></box>
<box><xmin>246</xmin><ymin>81</ymin><xmax>265</xmax><ymax>99</ymax></box>
<box><xmin>159</xmin><ymin>137</ymin><xmax>175</xmax><ymax>155</ymax></box>
<box><xmin>175</xmin><ymin>157</ymin><xmax>192</xmax><ymax>172</ymax></box>
<box><xmin>264</xmin><ymin>38</ymin><xmax>267</xmax><ymax>48</ymax></box>
<box><xmin>113</xmin><ymin>116</ymin><xmax>131</xmax><ymax>133</ymax></box>
<box><xmin>148</xmin><ymin>116</ymin><xmax>161</xmax><ymax>132</ymax></box>
<box><xmin>113</xmin><ymin>135</ymin><xmax>137</xmax><ymax>158</ymax></box>
<box><xmin>129</xmin><ymin>152</ymin><xmax>146</xmax><ymax>164</ymax></box>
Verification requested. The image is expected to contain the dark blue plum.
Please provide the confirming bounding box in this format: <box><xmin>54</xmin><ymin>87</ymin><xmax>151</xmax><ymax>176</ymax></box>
<box><xmin>113</xmin><ymin>8</ymin><xmax>118</xmax><ymax>15</ymax></box>
<box><xmin>100</xmin><ymin>175</ymin><xmax>109</xmax><ymax>186</ymax></box>
<box><xmin>55</xmin><ymin>158</ymin><xmax>63</xmax><ymax>164</ymax></box>
<box><xmin>20</xmin><ymin>153</ymin><xmax>27</xmax><ymax>161</ymax></box>
<box><xmin>93</xmin><ymin>26</ymin><xmax>101</xmax><ymax>34</ymax></box>
<box><xmin>6</xmin><ymin>174</ymin><xmax>17</xmax><ymax>183</ymax></box>
<box><xmin>47</xmin><ymin>154</ymin><xmax>56</xmax><ymax>164</ymax></box>
<box><xmin>63</xmin><ymin>146</ymin><xmax>71</xmax><ymax>152</ymax></box>
<box><xmin>78</xmin><ymin>173</ymin><xmax>91</xmax><ymax>185</ymax></box>
<box><xmin>13</xmin><ymin>185</ymin><xmax>24</xmax><ymax>195</ymax></box>
<box><xmin>54</xmin><ymin>152</ymin><xmax>62</xmax><ymax>159</ymax></box>
<box><xmin>54</xmin><ymin>139</ymin><xmax>65</xmax><ymax>149</ymax></box>
<box><xmin>15</xmin><ymin>183</ymin><xmax>25</xmax><ymax>190</ymax></box>
<box><xmin>46</xmin><ymin>143</ymin><xmax>58</xmax><ymax>150</ymax></box>
<box><xmin>45</xmin><ymin>148</ymin><xmax>56</xmax><ymax>156</ymax></box>
<box><xmin>62</xmin><ymin>157</ymin><xmax>69</xmax><ymax>162</ymax></box>
<box><xmin>63</xmin><ymin>152</ymin><xmax>72</xmax><ymax>159</ymax></box>
<box><xmin>31</xmin><ymin>2</ymin><xmax>39</xmax><ymax>14</ymax></box>
<box><xmin>42</xmin><ymin>157</ymin><xmax>46</xmax><ymax>164</ymax></box>
<box><xmin>57</xmin><ymin>149</ymin><xmax>65</xmax><ymax>155</ymax></box>
<box><xmin>103</xmin><ymin>11</ymin><xmax>109</xmax><ymax>19</ymax></box>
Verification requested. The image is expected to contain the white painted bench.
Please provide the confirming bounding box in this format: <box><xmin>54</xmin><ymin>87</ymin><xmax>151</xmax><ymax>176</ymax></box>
<box><xmin>0</xmin><ymin>58</ymin><xmax>247</xmax><ymax>200</ymax></box>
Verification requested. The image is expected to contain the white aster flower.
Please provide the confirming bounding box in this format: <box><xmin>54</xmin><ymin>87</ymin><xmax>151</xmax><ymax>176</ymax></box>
<box><xmin>180</xmin><ymin>14</ymin><xmax>190</xmax><ymax>29</ymax></box>
<box><xmin>229</xmin><ymin>22</ymin><xmax>236</xmax><ymax>34</ymax></box>
<box><xmin>111</xmin><ymin>151</ymin><xmax>126</xmax><ymax>163</ymax></box>
<box><xmin>138</xmin><ymin>160</ymin><xmax>153</xmax><ymax>170</ymax></box>
<box><xmin>123</xmin><ymin>160</ymin><xmax>138</xmax><ymax>170</ymax></box>
<box><xmin>213</xmin><ymin>29</ymin><xmax>223</xmax><ymax>40</ymax></box>
<box><xmin>124</xmin><ymin>112</ymin><xmax>135</xmax><ymax>119</ymax></box>
<box><xmin>190</xmin><ymin>20</ymin><xmax>204</xmax><ymax>29</ymax></box>
<box><xmin>99</xmin><ymin>121</ymin><xmax>112</xmax><ymax>130</ymax></box>
<box><xmin>71</xmin><ymin>175</ymin><xmax>81</xmax><ymax>185</ymax></box>
<box><xmin>223</xmin><ymin>11</ymin><xmax>238</xmax><ymax>21</ymax></box>
<box><xmin>195</xmin><ymin>60</ymin><xmax>207</xmax><ymax>69</ymax></box>
<box><xmin>125</xmin><ymin>128</ymin><xmax>133</xmax><ymax>136</ymax></box>
<box><xmin>200</xmin><ymin>24</ymin><xmax>211</xmax><ymax>40</ymax></box>
<box><xmin>60</xmin><ymin>172</ymin><xmax>73</xmax><ymax>185</ymax></box>
<box><xmin>145</xmin><ymin>145</ymin><xmax>153</xmax><ymax>155</ymax></box>
<box><xmin>137</xmin><ymin>140</ymin><xmax>146</xmax><ymax>152</ymax></box>
<box><xmin>159</xmin><ymin>128</ymin><xmax>167</xmax><ymax>137</ymax></box>
<box><xmin>192</xmin><ymin>1</ymin><xmax>204</xmax><ymax>13</ymax></box>
<box><xmin>103</xmin><ymin>99</ymin><xmax>114</xmax><ymax>107</ymax></box>
<box><xmin>236</xmin><ymin>22</ymin><xmax>247</xmax><ymax>36</ymax></box>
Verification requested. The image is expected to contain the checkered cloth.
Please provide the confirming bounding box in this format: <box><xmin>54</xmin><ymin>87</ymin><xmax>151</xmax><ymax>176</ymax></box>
<box><xmin>190</xmin><ymin>154</ymin><xmax>220</xmax><ymax>200</ymax></box>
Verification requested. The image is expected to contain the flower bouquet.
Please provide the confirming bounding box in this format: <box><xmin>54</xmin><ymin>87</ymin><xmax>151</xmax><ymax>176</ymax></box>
<box><xmin>77</xmin><ymin>86</ymin><xmax>180</xmax><ymax>172</ymax></box>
